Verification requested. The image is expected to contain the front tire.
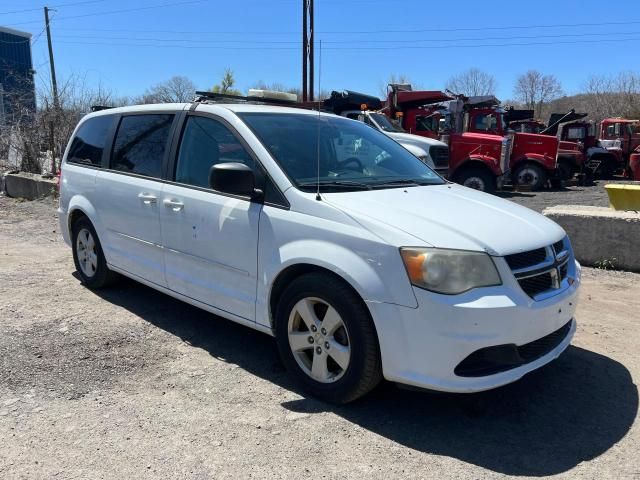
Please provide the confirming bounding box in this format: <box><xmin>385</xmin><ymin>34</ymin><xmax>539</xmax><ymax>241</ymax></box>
<box><xmin>275</xmin><ymin>272</ymin><xmax>382</xmax><ymax>404</ymax></box>
<box><xmin>71</xmin><ymin>217</ymin><xmax>117</xmax><ymax>289</ymax></box>
<box><xmin>513</xmin><ymin>163</ymin><xmax>547</xmax><ymax>190</ymax></box>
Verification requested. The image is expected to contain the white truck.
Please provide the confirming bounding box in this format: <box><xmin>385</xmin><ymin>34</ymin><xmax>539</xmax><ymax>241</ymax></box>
<box><xmin>324</xmin><ymin>91</ymin><xmax>450</xmax><ymax>175</ymax></box>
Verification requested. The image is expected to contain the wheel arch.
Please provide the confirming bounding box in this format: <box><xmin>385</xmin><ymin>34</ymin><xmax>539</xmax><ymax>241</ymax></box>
<box><xmin>67</xmin><ymin>196</ymin><xmax>99</xmax><ymax>230</ymax></box>
<box><xmin>269</xmin><ymin>263</ymin><xmax>373</xmax><ymax>331</ymax></box>
<box><xmin>511</xmin><ymin>154</ymin><xmax>550</xmax><ymax>172</ymax></box>
<box><xmin>451</xmin><ymin>158</ymin><xmax>499</xmax><ymax>180</ymax></box>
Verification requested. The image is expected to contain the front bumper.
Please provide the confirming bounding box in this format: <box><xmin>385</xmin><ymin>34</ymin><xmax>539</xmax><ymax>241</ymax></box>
<box><xmin>367</xmin><ymin>259</ymin><xmax>581</xmax><ymax>393</ymax></box>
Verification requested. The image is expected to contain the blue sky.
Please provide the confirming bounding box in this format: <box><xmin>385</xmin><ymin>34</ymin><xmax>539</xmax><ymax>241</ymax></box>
<box><xmin>4</xmin><ymin>0</ymin><xmax>640</xmax><ymax>101</ymax></box>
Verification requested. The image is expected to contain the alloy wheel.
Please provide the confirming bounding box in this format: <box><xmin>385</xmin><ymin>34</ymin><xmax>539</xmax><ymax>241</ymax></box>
<box><xmin>287</xmin><ymin>297</ymin><xmax>351</xmax><ymax>383</ymax></box>
<box><xmin>76</xmin><ymin>228</ymin><xmax>98</xmax><ymax>278</ymax></box>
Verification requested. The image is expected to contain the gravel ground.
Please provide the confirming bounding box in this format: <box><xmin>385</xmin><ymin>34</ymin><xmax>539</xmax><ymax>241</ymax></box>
<box><xmin>0</xmin><ymin>193</ymin><xmax>639</xmax><ymax>479</ymax></box>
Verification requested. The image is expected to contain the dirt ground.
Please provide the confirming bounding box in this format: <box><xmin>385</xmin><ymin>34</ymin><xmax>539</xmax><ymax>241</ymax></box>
<box><xmin>0</xmin><ymin>191</ymin><xmax>638</xmax><ymax>479</ymax></box>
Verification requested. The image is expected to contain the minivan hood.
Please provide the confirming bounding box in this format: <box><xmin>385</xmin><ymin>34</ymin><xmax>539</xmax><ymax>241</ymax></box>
<box><xmin>323</xmin><ymin>184</ymin><xmax>565</xmax><ymax>255</ymax></box>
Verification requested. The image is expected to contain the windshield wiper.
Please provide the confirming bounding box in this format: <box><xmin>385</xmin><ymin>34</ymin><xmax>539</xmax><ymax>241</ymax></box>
<box><xmin>297</xmin><ymin>180</ymin><xmax>372</xmax><ymax>191</ymax></box>
<box><xmin>370</xmin><ymin>179</ymin><xmax>433</xmax><ymax>188</ymax></box>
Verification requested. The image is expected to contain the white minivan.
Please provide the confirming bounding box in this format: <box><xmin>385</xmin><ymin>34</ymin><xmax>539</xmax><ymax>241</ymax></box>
<box><xmin>59</xmin><ymin>98</ymin><xmax>581</xmax><ymax>403</ymax></box>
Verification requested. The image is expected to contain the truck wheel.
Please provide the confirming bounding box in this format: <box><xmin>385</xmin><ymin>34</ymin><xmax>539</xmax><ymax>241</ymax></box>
<box><xmin>71</xmin><ymin>217</ymin><xmax>117</xmax><ymax>289</ymax></box>
<box><xmin>514</xmin><ymin>163</ymin><xmax>546</xmax><ymax>190</ymax></box>
<box><xmin>455</xmin><ymin>167</ymin><xmax>496</xmax><ymax>194</ymax></box>
<box><xmin>275</xmin><ymin>272</ymin><xmax>382</xmax><ymax>404</ymax></box>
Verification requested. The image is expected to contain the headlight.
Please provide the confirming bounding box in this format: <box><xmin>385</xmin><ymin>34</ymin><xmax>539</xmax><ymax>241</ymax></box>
<box><xmin>400</xmin><ymin>248</ymin><xmax>501</xmax><ymax>294</ymax></box>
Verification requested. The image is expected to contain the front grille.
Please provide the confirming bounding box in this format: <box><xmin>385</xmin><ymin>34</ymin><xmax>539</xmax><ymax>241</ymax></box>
<box><xmin>505</xmin><ymin>237</ymin><xmax>572</xmax><ymax>300</ymax></box>
<box><xmin>505</xmin><ymin>248</ymin><xmax>547</xmax><ymax>270</ymax></box>
<box><xmin>429</xmin><ymin>145</ymin><xmax>449</xmax><ymax>168</ymax></box>
<box><xmin>519</xmin><ymin>272</ymin><xmax>554</xmax><ymax>296</ymax></box>
<box><xmin>454</xmin><ymin>320</ymin><xmax>573</xmax><ymax>377</ymax></box>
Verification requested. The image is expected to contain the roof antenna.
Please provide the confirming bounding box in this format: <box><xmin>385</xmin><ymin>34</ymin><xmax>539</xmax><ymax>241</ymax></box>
<box><xmin>315</xmin><ymin>39</ymin><xmax>322</xmax><ymax>201</ymax></box>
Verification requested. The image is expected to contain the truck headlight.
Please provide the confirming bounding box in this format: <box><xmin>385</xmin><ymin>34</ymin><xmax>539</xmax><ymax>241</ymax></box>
<box><xmin>400</xmin><ymin>248</ymin><xmax>501</xmax><ymax>294</ymax></box>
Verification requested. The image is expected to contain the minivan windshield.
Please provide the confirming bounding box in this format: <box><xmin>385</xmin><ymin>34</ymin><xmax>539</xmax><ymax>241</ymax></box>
<box><xmin>239</xmin><ymin>113</ymin><xmax>444</xmax><ymax>192</ymax></box>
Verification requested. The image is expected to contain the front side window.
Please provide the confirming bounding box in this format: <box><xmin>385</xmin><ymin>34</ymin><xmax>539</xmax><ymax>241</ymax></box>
<box><xmin>67</xmin><ymin>115</ymin><xmax>114</xmax><ymax>167</ymax></box>
<box><xmin>239</xmin><ymin>113</ymin><xmax>443</xmax><ymax>192</ymax></box>
<box><xmin>175</xmin><ymin>115</ymin><xmax>255</xmax><ymax>188</ymax></box>
<box><xmin>111</xmin><ymin>114</ymin><xmax>174</xmax><ymax>178</ymax></box>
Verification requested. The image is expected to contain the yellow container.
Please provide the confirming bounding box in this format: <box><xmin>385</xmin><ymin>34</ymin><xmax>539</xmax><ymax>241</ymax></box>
<box><xmin>605</xmin><ymin>184</ymin><xmax>640</xmax><ymax>211</ymax></box>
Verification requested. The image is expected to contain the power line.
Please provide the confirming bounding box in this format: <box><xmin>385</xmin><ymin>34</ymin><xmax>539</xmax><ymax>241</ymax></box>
<box><xmin>5</xmin><ymin>0</ymin><xmax>208</xmax><ymax>26</ymax></box>
<box><xmin>46</xmin><ymin>29</ymin><xmax>640</xmax><ymax>45</ymax></box>
<box><xmin>0</xmin><ymin>0</ymin><xmax>107</xmax><ymax>15</ymax></box>
<box><xmin>46</xmin><ymin>18</ymin><xmax>640</xmax><ymax>35</ymax></box>
<box><xmin>53</xmin><ymin>35</ymin><xmax>640</xmax><ymax>51</ymax></box>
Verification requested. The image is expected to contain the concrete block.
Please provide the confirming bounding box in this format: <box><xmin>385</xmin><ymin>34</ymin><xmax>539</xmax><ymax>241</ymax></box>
<box><xmin>543</xmin><ymin>205</ymin><xmax>640</xmax><ymax>272</ymax></box>
<box><xmin>4</xmin><ymin>172</ymin><xmax>57</xmax><ymax>200</ymax></box>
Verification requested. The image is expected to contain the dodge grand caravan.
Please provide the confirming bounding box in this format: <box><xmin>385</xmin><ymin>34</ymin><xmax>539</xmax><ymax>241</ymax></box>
<box><xmin>58</xmin><ymin>99</ymin><xmax>581</xmax><ymax>403</ymax></box>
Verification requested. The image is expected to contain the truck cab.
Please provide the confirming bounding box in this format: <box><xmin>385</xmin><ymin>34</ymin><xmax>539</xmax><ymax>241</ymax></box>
<box><xmin>598</xmin><ymin>118</ymin><xmax>640</xmax><ymax>176</ymax></box>
<box><xmin>324</xmin><ymin>90</ymin><xmax>450</xmax><ymax>176</ymax></box>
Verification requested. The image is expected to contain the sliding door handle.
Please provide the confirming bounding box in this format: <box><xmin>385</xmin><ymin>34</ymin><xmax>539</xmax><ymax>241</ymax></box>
<box><xmin>137</xmin><ymin>192</ymin><xmax>157</xmax><ymax>205</ymax></box>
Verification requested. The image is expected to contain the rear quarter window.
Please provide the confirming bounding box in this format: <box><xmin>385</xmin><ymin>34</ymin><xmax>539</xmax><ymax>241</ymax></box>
<box><xmin>66</xmin><ymin>115</ymin><xmax>115</xmax><ymax>167</ymax></box>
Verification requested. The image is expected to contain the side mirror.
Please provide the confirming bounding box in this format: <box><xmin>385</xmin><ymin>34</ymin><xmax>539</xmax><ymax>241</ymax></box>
<box><xmin>209</xmin><ymin>162</ymin><xmax>259</xmax><ymax>198</ymax></box>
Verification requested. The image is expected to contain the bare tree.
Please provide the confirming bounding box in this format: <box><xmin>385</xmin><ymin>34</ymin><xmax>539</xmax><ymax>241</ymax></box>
<box><xmin>140</xmin><ymin>76</ymin><xmax>197</xmax><ymax>104</ymax></box>
<box><xmin>513</xmin><ymin>70</ymin><xmax>563</xmax><ymax>118</ymax></box>
<box><xmin>445</xmin><ymin>68</ymin><xmax>497</xmax><ymax>96</ymax></box>
<box><xmin>582</xmin><ymin>71</ymin><xmax>640</xmax><ymax>122</ymax></box>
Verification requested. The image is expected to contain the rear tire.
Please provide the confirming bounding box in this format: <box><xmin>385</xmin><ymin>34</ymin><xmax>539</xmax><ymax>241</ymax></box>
<box><xmin>455</xmin><ymin>167</ymin><xmax>496</xmax><ymax>194</ymax></box>
<box><xmin>71</xmin><ymin>217</ymin><xmax>117</xmax><ymax>289</ymax></box>
<box><xmin>513</xmin><ymin>163</ymin><xmax>547</xmax><ymax>190</ymax></box>
<box><xmin>275</xmin><ymin>272</ymin><xmax>382</xmax><ymax>404</ymax></box>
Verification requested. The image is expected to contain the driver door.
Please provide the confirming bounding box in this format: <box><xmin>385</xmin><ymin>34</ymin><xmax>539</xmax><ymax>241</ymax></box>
<box><xmin>160</xmin><ymin>113</ymin><xmax>261</xmax><ymax>321</ymax></box>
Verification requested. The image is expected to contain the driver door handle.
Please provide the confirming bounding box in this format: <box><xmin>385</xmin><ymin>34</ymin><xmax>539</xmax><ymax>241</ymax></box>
<box><xmin>163</xmin><ymin>198</ymin><xmax>184</xmax><ymax>212</ymax></box>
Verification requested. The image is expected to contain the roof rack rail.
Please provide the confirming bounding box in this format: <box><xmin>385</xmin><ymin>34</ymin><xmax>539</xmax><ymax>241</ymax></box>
<box><xmin>91</xmin><ymin>105</ymin><xmax>114</xmax><ymax>112</ymax></box>
<box><xmin>193</xmin><ymin>90</ymin><xmax>297</xmax><ymax>106</ymax></box>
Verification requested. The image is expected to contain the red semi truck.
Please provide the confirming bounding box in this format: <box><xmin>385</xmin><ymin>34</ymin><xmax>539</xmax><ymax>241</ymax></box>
<box><xmin>385</xmin><ymin>85</ymin><xmax>559</xmax><ymax>192</ymax></box>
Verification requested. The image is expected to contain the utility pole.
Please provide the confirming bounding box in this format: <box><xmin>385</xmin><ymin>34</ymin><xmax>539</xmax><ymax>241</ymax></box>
<box><xmin>301</xmin><ymin>0</ymin><xmax>314</xmax><ymax>102</ymax></box>
<box><xmin>308</xmin><ymin>0</ymin><xmax>314</xmax><ymax>102</ymax></box>
<box><xmin>44</xmin><ymin>7</ymin><xmax>58</xmax><ymax>108</ymax></box>
<box><xmin>302</xmin><ymin>0</ymin><xmax>308</xmax><ymax>102</ymax></box>
<box><xmin>44</xmin><ymin>6</ymin><xmax>59</xmax><ymax>174</ymax></box>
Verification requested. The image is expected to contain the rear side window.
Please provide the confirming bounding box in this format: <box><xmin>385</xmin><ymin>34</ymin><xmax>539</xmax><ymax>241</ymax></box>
<box><xmin>111</xmin><ymin>114</ymin><xmax>174</xmax><ymax>178</ymax></box>
<box><xmin>67</xmin><ymin>115</ymin><xmax>114</xmax><ymax>167</ymax></box>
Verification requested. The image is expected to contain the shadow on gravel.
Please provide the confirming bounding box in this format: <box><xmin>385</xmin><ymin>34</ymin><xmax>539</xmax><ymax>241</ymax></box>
<box><xmin>91</xmin><ymin>276</ymin><xmax>638</xmax><ymax>477</ymax></box>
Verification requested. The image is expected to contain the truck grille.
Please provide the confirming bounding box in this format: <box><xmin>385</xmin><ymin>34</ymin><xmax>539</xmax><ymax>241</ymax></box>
<box><xmin>506</xmin><ymin>238</ymin><xmax>572</xmax><ymax>300</ymax></box>
<box><xmin>429</xmin><ymin>145</ymin><xmax>449</xmax><ymax>168</ymax></box>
